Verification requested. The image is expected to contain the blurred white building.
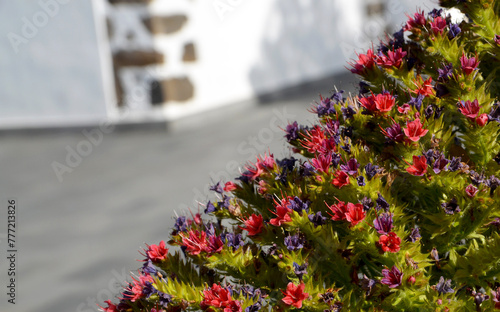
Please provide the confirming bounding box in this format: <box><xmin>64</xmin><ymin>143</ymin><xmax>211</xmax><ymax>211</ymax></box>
<box><xmin>0</xmin><ymin>0</ymin><xmax>435</xmax><ymax>129</ymax></box>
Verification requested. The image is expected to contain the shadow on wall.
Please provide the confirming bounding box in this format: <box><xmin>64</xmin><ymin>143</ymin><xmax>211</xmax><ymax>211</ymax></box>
<box><xmin>249</xmin><ymin>0</ymin><xmax>363</xmax><ymax>104</ymax></box>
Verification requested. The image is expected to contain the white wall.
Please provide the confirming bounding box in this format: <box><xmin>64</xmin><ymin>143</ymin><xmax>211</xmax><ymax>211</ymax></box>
<box><xmin>0</xmin><ymin>0</ymin><xmax>114</xmax><ymax>129</ymax></box>
<box><xmin>0</xmin><ymin>0</ymin><xmax>438</xmax><ymax>128</ymax></box>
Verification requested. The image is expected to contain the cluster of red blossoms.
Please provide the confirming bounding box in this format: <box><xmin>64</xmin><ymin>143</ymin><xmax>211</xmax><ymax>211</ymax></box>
<box><xmin>98</xmin><ymin>4</ymin><xmax>500</xmax><ymax>311</ymax></box>
<box><xmin>201</xmin><ymin>284</ymin><xmax>241</xmax><ymax>312</ymax></box>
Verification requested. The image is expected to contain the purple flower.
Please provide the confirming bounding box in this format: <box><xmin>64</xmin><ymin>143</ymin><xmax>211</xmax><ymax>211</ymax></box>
<box><xmin>424</xmin><ymin>149</ymin><xmax>442</xmax><ymax>165</ymax></box>
<box><xmin>301</xmin><ymin>162</ymin><xmax>315</xmax><ymax>176</ymax></box>
<box><xmin>341</xmin><ymin>142</ymin><xmax>351</xmax><ymax>154</ymax></box>
<box><xmin>434</xmin><ymin>276</ymin><xmax>454</xmax><ymax>295</ymax></box>
<box><xmin>407</xmin><ymin>226</ymin><xmax>421</xmax><ymax>242</ymax></box>
<box><xmin>433</xmin><ymin>154</ymin><xmax>449</xmax><ymax>174</ymax></box>
<box><xmin>376</xmin><ymin>193</ymin><xmax>390</xmax><ymax>211</ymax></box>
<box><xmin>308</xmin><ymin>211</ymin><xmax>327</xmax><ymax>227</ymax></box>
<box><xmin>205</xmin><ymin>201</ymin><xmax>217</xmax><ymax>214</ymax></box>
<box><xmin>381</xmin><ymin>266</ymin><xmax>403</xmax><ymax>288</ymax></box>
<box><xmin>486</xmin><ymin>175</ymin><xmax>500</xmax><ymax>194</ymax></box>
<box><xmin>285</xmin><ymin>121</ymin><xmax>300</xmax><ymax>142</ymax></box>
<box><xmin>245</xmin><ymin>303</ymin><xmax>262</xmax><ymax>312</ymax></box>
<box><xmin>408</xmin><ymin>94</ymin><xmax>424</xmax><ymax>110</ymax></box>
<box><xmin>373</xmin><ymin>213</ymin><xmax>393</xmax><ymax>234</ymax></box>
<box><xmin>438</xmin><ymin>63</ymin><xmax>453</xmax><ymax>82</ymax></box>
<box><xmin>331</xmin><ymin>153</ymin><xmax>342</xmax><ymax>167</ymax></box>
<box><xmin>360</xmin><ymin>197</ymin><xmax>374</xmax><ymax>211</ymax></box>
<box><xmin>142</xmin><ymin>281</ymin><xmax>156</xmax><ymax>299</ymax></box>
<box><xmin>209</xmin><ymin>182</ymin><xmax>224</xmax><ymax>194</ymax></box>
<box><xmin>317</xmin><ymin>98</ymin><xmax>336</xmax><ymax>117</ymax></box>
<box><xmin>392</xmin><ymin>29</ymin><xmax>405</xmax><ymax>48</ymax></box>
<box><xmin>357</xmin><ymin>176</ymin><xmax>366</xmax><ymax>186</ymax></box>
<box><xmin>224</xmin><ymin>233</ymin><xmax>244</xmax><ymax>251</ymax></box>
<box><xmin>447</xmin><ymin>157</ymin><xmax>462</xmax><ymax>172</ymax></box>
<box><xmin>157</xmin><ymin>291</ymin><xmax>173</xmax><ymax>307</ymax></box>
<box><xmin>470</xmin><ymin>170</ymin><xmax>485</xmax><ymax>186</ymax></box>
<box><xmin>218</xmin><ymin>195</ymin><xmax>231</xmax><ymax>210</ymax></box>
<box><xmin>360</xmin><ymin>274</ymin><xmax>377</xmax><ymax>296</ymax></box>
<box><xmin>471</xmin><ymin>290</ymin><xmax>489</xmax><ymax>310</ymax></box>
<box><xmin>424</xmin><ymin>104</ymin><xmax>436</xmax><ymax>119</ymax></box>
<box><xmin>293</xmin><ymin>262</ymin><xmax>308</xmax><ymax>281</ymax></box>
<box><xmin>239</xmin><ymin>285</ymin><xmax>262</xmax><ymax>300</ymax></box>
<box><xmin>382</xmin><ymin>122</ymin><xmax>405</xmax><ymax>143</ymax></box>
<box><xmin>284</xmin><ymin>234</ymin><xmax>304</xmax><ymax>251</ymax></box>
<box><xmin>488</xmin><ymin>103</ymin><xmax>500</xmax><ymax>122</ymax></box>
<box><xmin>365</xmin><ymin>163</ymin><xmax>380</xmax><ymax>180</ymax></box>
<box><xmin>205</xmin><ymin>223</ymin><xmax>217</xmax><ymax>236</ymax></box>
<box><xmin>287</xmin><ymin>196</ymin><xmax>310</xmax><ymax>214</ymax></box>
<box><xmin>441</xmin><ymin>198</ymin><xmax>460</xmax><ymax>215</ymax></box>
<box><xmin>341</xmin><ymin>106</ymin><xmax>355</xmax><ymax>120</ymax></box>
<box><xmin>428</xmin><ymin>8</ymin><xmax>443</xmax><ymax>18</ymax></box>
<box><xmin>448</xmin><ymin>23</ymin><xmax>461</xmax><ymax>38</ymax></box>
<box><xmin>277</xmin><ymin>157</ymin><xmax>296</xmax><ymax>172</ymax></box>
<box><xmin>340</xmin><ymin>158</ymin><xmax>359</xmax><ymax>175</ymax></box>
<box><xmin>174</xmin><ymin>216</ymin><xmax>188</xmax><ymax>232</ymax></box>
<box><xmin>142</xmin><ymin>259</ymin><xmax>157</xmax><ymax>275</ymax></box>
<box><xmin>331</xmin><ymin>90</ymin><xmax>345</xmax><ymax>103</ymax></box>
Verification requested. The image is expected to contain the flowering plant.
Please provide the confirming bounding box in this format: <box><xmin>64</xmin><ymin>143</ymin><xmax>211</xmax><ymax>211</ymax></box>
<box><xmin>100</xmin><ymin>1</ymin><xmax>500</xmax><ymax>311</ymax></box>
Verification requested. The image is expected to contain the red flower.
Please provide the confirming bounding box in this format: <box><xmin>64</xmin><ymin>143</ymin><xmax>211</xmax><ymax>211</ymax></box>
<box><xmin>374</xmin><ymin>93</ymin><xmax>396</xmax><ymax>112</ymax></box>
<box><xmin>476</xmin><ymin>113</ymin><xmax>488</xmax><ymax>127</ymax></box>
<box><xmin>326</xmin><ymin>200</ymin><xmax>348</xmax><ymax>221</ymax></box>
<box><xmin>240</xmin><ymin>214</ymin><xmax>264</xmax><ymax>236</ymax></box>
<box><xmin>359</xmin><ymin>95</ymin><xmax>377</xmax><ymax>112</ymax></box>
<box><xmin>123</xmin><ymin>274</ymin><xmax>154</xmax><ymax>302</ymax></box>
<box><xmin>332</xmin><ymin>170</ymin><xmax>350</xmax><ymax>188</ymax></box>
<box><xmin>406</xmin><ymin>155</ymin><xmax>428</xmax><ymax>176</ymax></box>
<box><xmin>301</xmin><ymin>126</ymin><xmax>327</xmax><ymax>154</ymax></box>
<box><xmin>376</xmin><ymin>48</ymin><xmax>407</xmax><ymax>69</ymax></box>
<box><xmin>145</xmin><ymin>240</ymin><xmax>169</xmax><ymax>262</ymax></box>
<box><xmin>281</xmin><ymin>282</ymin><xmax>309</xmax><ymax>308</ymax></box>
<box><xmin>270</xmin><ymin>197</ymin><xmax>292</xmax><ymax>226</ymax></box>
<box><xmin>460</xmin><ymin>53</ymin><xmax>480</xmax><ymax>75</ymax></box>
<box><xmin>378</xmin><ymin>232</ymin><xmax>401</xmax><ymax>253</ymax></box>
<box><xmin>243</xmin><ymin>153</ymin><xmax>275</xmax><ymax>181</ymax></box>
<box><xmin>99</xmin><ymin>300</ymin><xmax>119</xmax><ymax>312</ymax></box>
<box><xmin>202</xmin><ymin>284</ymin><xmax>233</xmax><ymax>308</ymax></box>
<box><xmin>430</xmin><ymin>16</ymin><xmax>447</xmax><ymax>35</ymax></box>
<box><xmin>224</xmin><ymin>181</ymin><xmax>237</xmax><ymax>192</ymax></box>
<box><xmin>311</xmin><ymin>153</ymin><xmax>332</xmax><ymax>173</ymax></box>
<box><xmin>345</xmin><ymin>203</ymin><xmax>366</xmax><ymax>226</ymax></box>
<box><xmin>412</xmin><ymin>77</ymin><xmax>435</xmax><ymax>97</ymax></box>
<box><xmin>398</xmin><ymin>103</ymin><xmax>411</xmax><ymax>114</ymax></box>
<box><xmin>404</xmin><ymin>10</ymin><xmax>426</xmax><ymax>31</ymax></box>
<box><xmin>404</xmin><ymin>118</ymin><xmax>428</xmax><ymax>142</ymax></box>
<box><xmin>360</xmin><ymin>93</ymin><xmax>395</xmax><ymax>113</ymax></box>
<box><xmin>207</xmin><ymin>235</ymin><xmax>224</xmax><ymax>254</ymax></box>
<box><xmin>224</xmin><ymin>300</ymin><xmax>242</xmax><ymax>312</ymax></box>
<box><xmin>181</xmin><ymin>230</ymin><xmax>208</xmax><ymax>255</ymax></box>
<box><xmin>458</xmin><ymin>99</ymin><xmax>480</xmax><ymax>119</ymax></box>
<box><xmin>349</xmin><ymin>49</ymin><xmax>376</xmax><ymax>74</ymax></box>
<box><xmin>465</xmin><ymin>184</ymin><xmax>478</xmax><ymax>198</ymax></box>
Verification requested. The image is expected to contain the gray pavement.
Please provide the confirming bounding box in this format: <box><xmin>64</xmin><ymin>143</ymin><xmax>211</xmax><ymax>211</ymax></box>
<box><xmin>0</xmin><ymin>74</ymin><xmax>358</xmax><ymax>312</ymax></box>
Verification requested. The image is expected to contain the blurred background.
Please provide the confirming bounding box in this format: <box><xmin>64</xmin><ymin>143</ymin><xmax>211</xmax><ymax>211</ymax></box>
<box><xmin>0</xmin><ymin>0</ymin><xmax>435</xmax><ymax>311</ymax></box>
